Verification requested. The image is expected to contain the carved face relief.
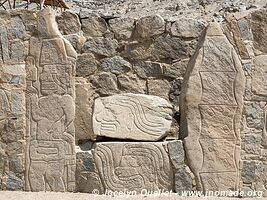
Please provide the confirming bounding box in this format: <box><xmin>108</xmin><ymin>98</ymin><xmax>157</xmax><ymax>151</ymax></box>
<box><xmin>39</xmin><ymin>65</ymin><xmax>58</xmax><ymax>95</ymax></box>
<box><xmin>94</xmin><ymin>101</ymin><xmax>133</xmax><ymax>135</ymax></box>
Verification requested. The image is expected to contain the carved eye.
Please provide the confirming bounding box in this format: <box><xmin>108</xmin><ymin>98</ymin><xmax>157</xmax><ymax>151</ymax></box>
<box><xmin>95</xmin><ymin>115</ymin><xmax>103</xmax><ymax>122</ymax></box>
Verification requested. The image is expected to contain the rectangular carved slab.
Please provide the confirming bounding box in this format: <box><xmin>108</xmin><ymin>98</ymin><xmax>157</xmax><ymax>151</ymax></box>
<box><xmin>94</xmin><ymin>142</ymin><xmax>174</xmax><ymax>193</ymax></box>
<box><xmin>93</xmin><ymin>93</ymin><xmax>173</xmax><ymax>141</ymax></box>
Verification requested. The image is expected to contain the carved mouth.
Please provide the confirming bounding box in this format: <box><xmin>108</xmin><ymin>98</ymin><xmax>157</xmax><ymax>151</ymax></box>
<box><xmin>41</xmin><ymin>82</ymin><xmax>57</xmax><ymax>90</ymax></box>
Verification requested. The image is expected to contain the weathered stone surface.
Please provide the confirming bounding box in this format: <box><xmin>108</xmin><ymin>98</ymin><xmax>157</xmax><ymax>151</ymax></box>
<box><xmin>91</xmin><ymin>72</ymin><xmax>119</xmax><ymax>96</ymax></box>
<box><xmin>150</xmin><ymin>36</ymin><xmax>188</xmax><ymax>61</ymax></box>
<box><xmin>169</xmin><ymin>78</ymin><xmax>183</xmax><ymax>109</ymax></box>
<box><xmin>9</xmin><ymin>40</ymin><xmax>28</xmax><ymax>64</ymax></box>
<box><xmin>93</xmin><ymin>93</ymin><xmax>173</xmax><ymax>141</ymax></box>
<box><xmin>0</xmin><ymin>11</ymin><xmax>26</xmax><ymax>193</ymax></box>
<box><xmin>7</xmin><ymin>16</ymin><xmax>28</xmax><ymax>40</ymax></box>
<box><xmin>238</xmin><ymin>18</ymin><xmax>253</xmax><ymax>41</ymax></box>
<box><xmin>224</xmin><ymin>14</ymin><xmax>250</xmax><ymax>59</ymax></box>
<box><xmin>251</xmin><ymin>9</ymin><xmax>267</xmax><ymax>53</ymax></box>
<box><xmin>25</xmin><ymin>8</ymin><xmax>76</xmax><ymax>192</ymax></box>
<box><xmin>164</xmin><ymin>59</ymin><xmax>189</xmax><ymax>79</ymax></box>
<box><xmin>252</xmin><ymin>55</ymin><xmax>267</xmax><ymax>97</ymax></box>
<box><xmin>253</xmin><ymin>162</ymin><xmax>267</xmax><ymax>196</ymax></box>
<box><xmin>167</xmin><ymin>140</ymin><xmax>184</xmax><ymax>170</ymax></box>
<box><xmin>76</xmin><ymin>53</ymin><xmax>98</xmax><ymax>77</ymax></box>
<box><xmin>94</xmin><ymin>142</ymin><xmax>173</xmax><ymax>193</ymax></box>
<box><xmin>100</xmin><ymin>56</ymin><xmax>132</xmax><ymax>75</ymax></box>
<box><xmin>175</xmin><ymin>167</ymin><xmax>193</xmax><ymax>193</ymax></box>
<box><xmin>64</xmin><ymin>34</ymin><xmax>86</xmax><ymax>54</ymax></box>
<box><xmin>147</xmin><ymin>79</ymin><xmax>171</xmax><ymax>101</ymax></box>
<box><xmin>171</xmin><ymin>18</ymin><xmax>205</xmax><ymax>38</ymax></box>
<box><xmin>109</xmin><ymin>17</ymin><xmax>135</xmax><ymax>40</ymax></box>
<box><xmin>241</xmin><ymin>161</ymin><xmax>256</xmax><ymax>184</ymax></box>
<box><xmin>0</xmin><ymin>32</ymin><xmax>28</xmax><ymax>65</ymax></box>
<box><xmin>244</xmin><ymin>102</ymin><xmax>264</xmax><ymax>129</ymax></box>
<box><xmin>76</xmin><ymin>149</ymin><xmax>103</xmax><ymax>193</ymax></box>
<box><xmin>180</xmin><ymin>22</ymin><xmax>245</xmax><ymax>191</ymax></box>
<box><xmin>81</xmin><ymin>17</ymin><xmax>108</xmax><ymax>37</ymax></box>
<box><xmin>20</xmin><ymin>10</ymin><xmax>37</xmax><ymax>33</ymax></box>
<box><xmin>0</xmin><ymin>118</ymin><xmax>24</xmax><ymax>143</ymax></box>
<box><xmin>75</xmin><ymin>78</ymin><xmax>98</xmax><ymax>142</ymax></box>
<box><xmin>83</xmin><ymin>37</ymin><xmax>118</xmax><ymax>57</ymax></box>
<box><xmin>0</xmin><ymin>10</ymin><xmax>10</xmax><ymax>26</ymax></box>
<box><xmin>0</xmin><ymin>26</ymin><xmax>9</xmax><ymax>64</ymax></box>
<box><xmin>6</xmin><ymin>172</ymin><xmax>23</xmax><ymax>191</ymax></box>
<box><xmin>117</xmin><ymin>73</ymin><xmax>146</xmax><ymax>93</ymax></box>
<box><xmin>242</xmin><ymin>133</ymin><xmax>262</xmax><ymax>155</ymax></box>
<box><xmin>133</xmin><ymin>61</ymin><xmax>163</xmax><ymax>78</ymax></box>
<box><xmin>122</xmin><ymin>40</ymin><xmax>153</xmax><ymax>61</ymax></box>
<box><xmin>136</xmin><ymin>15</ymin><xmax>165</xmax><ymax>38</ymax></box>
<box><xmin>56</xmin><ymin>11</ymin><xmax>81</xmax><ymax>35</ymax></box>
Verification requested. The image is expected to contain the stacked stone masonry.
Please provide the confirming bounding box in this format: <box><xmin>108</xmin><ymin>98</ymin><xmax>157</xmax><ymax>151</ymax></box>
<box><xmin>0</xmin><ymin>3</ymin><xmax>266</xmax><ymax>198</ymax></box>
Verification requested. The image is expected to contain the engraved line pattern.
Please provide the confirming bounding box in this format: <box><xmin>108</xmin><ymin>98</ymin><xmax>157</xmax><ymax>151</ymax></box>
<box><xmin>107</xmin><ymin>97</ymin><xmax>164</xmax><ymax>135</ymax></box>
<box><xmin>95</xmin><ymin>144</ymin><xmax>144</xmax><ymax>191</ymax></box>
<box><xmin>193</xmin><ymin>31</ymin><xmax>242</xmax><ymax>191</ymax></box>
<box><xmin>124</xmin><ymin>144</ymin><xmax>171</xmax><ymax>190</ymax></box>
<box><xmin>95</xmin><ymin>143</ymin><xmax>171</xmax><ymax>192</ymax></box>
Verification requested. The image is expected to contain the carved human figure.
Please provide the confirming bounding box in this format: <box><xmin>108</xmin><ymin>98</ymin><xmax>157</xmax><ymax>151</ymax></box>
<box><xmin>28</xmin><ymin>64</ymin><xmax>75</xmax><ymax>192</ymax></box>
<box><xmin>26</xmin><ymin>8</ymin><xmax>76</xmax><ymax>192</ymax></box>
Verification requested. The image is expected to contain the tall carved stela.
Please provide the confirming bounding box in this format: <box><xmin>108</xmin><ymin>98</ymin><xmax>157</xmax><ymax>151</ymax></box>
<box><xmin>25</xmin><ymin>8</ymin><xmax>77</xmax><ymax>192</ymax></box>
<box><xmin>180</xmin><ymin>23</ymin><xmax>245</xmax><ymax>191</ymax></box>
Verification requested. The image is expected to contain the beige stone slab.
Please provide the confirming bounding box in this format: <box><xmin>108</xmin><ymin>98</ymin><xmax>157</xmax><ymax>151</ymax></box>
<box><xmin>94</xmin><ymin>142</ymin><xmax>174</xmax><ymax>193</ymax></box>
<box><xmin>93</xmin><ymin>93</ymin><xmax>173</xmax><ymax>141</ymax></box>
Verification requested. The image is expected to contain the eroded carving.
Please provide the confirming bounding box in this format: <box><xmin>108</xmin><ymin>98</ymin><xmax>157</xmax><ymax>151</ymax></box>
<box><xmin>25</xmin><ymin>8</ymin><xmax>76</xmax><ymax>192</ymax></box>
<box><xmin>200</xmin><ymin>172</ymin><xmax>238</xmax><ymax>191</ymax></box>
<box><xmin>199</xmin><ymin>105</ymin><xmax>237</xmax><ymax>139</ymax></box>
<box><xmin>94</xmin><ymin>142</ymin><xmax>173</xmax><ymax>192</ymax></box>
<box><xmin>201</xmin><ymin>37</ymin><xmax>234</xmax><ymax>72</ymax></box>
<box><xmin>200</xmin><ymin>72</ymin><xmax>236</xmax><ymax>104</ymax></box>
<box><xmin>180</xmin><ymin>22</ymin><xmax>245</xmax><ymax>191</ymax></box>
<box><xmin>93</xmin><ymin>93</ymin><xmax>173</xmax><ymax>141</ymax></box>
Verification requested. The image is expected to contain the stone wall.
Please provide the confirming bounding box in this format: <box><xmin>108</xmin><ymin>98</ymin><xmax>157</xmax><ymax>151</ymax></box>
<box><xmin>57</xmin><ymin>12</ymin><xmax>204</xmax><ymax>143</ymax></box>
<box><xmin>0</xmin><ymin>3</ymin><xmax>266</xmax><ymax>197</ymax></box>
<box><xmin>0</xmin><ymin>10</ymin><xmax>29</xmax><ymax>190</ymax></box>
<box><xmin>223</xmin><ymin>9</ymin><xmax>267</xmax><ymax>195</ymax></box>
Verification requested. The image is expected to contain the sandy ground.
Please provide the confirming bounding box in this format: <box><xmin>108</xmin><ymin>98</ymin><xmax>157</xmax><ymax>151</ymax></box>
<box><xmin>0</xmin><ymin>191</ymin><xmax>263</xmax><ymax>200</ymax></box>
